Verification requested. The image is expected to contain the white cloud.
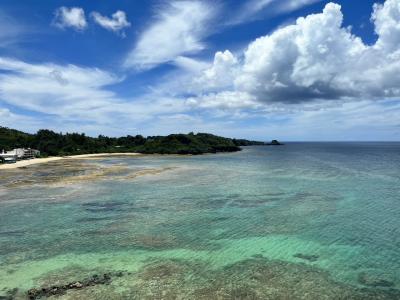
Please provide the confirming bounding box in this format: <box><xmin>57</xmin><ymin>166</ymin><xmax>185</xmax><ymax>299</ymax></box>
<box><xmin>190</xmin><ymin>0</ymin><xmax>400</xmax><ymax>110</ymax></box>
<box><xmin>194</xmin><ymin>50</ymin><xmax>239</xmax><ymax>92</ymax></box>
<box><xmin>186</xmin><ymin>91</ymin><xmax>259</xmax><ymax>110</ymax></box>
<box><xmin>0</xmin><ymin>9</ymin><xmax>31</xmax><ymax>48</ymax></box>
<box><xmin>372</xmin><ymin>0</ymin><xmax>400</xmax><ymax>52</ymax></box>
<box><xmin>91</xmin><ymin>10</ymin><xmax>131</xmax><ymax>36</ymax></box>
<box><xmin>53</xmin><ymin>7</ymin><xmax>87</xmax><ymax>31</ymax></box>
<box><xmin>0</xmin><ymin>57</ymin><xmax>120</xmax><ymax>118</ymax></box>
<box><xmin>231</xmin><ymin>0</ymin><xmax>274</xmax><ymax>25</ymax></box>
<box><xmin>124</xmin><ymin>1</ymin><xmax>216</xmax><ymax>70</ymax></box>
<box><xmin>278</xmin><ymin>0</ymin><xmax>322</xmax><ymax>13</ymax></box>
<box><xmin>0</xmin><ymin>57</ymin><xmax>190</xmax><ymax>135</ymax></box>
<box><xmin>230</xmin><ymin>0</ymin><xmax>321</xmax><ymax>25</ymax></box>
<box><xmin>172</xmin><ymin>56</ymin><xmax>209</xmax><ymax>73</ymax></box>
<box><xmin>236</xmin><ymin>2</ymin><xmax>365</xmax><ymax>103</ymax></box>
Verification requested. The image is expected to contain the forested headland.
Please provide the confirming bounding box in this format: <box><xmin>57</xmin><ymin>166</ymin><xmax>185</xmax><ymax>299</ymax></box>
<box><xmin>0</xmin><ymin>127</ymin><xmax>265</xmax><ymax>156</ymax></box>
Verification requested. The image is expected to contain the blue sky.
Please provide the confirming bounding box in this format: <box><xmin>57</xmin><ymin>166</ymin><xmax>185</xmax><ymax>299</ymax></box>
<box><xmin>1</xmin><ymin>0</ymin><xmax>399</xmax><ymax>141</ymax></box>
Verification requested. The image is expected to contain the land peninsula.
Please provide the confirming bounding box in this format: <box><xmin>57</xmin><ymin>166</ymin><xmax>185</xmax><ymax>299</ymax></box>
<box><xmin>0</xmin><ymin>127</ymin><xmax>265</xmax><ymax>158</ymax></box>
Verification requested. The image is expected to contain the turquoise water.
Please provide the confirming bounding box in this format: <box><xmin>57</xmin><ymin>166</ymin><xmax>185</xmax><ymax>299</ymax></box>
<box><xmin>0</xmin><ymin>143</ymin><xmax>400</xmax><ymax>299</ymax></box>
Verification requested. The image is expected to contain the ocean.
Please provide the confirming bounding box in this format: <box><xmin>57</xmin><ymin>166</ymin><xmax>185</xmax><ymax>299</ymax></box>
<box><xmin>0</xmin><ymin>143</ymin><xmax>399</xmax><ymax>299</ymax></box>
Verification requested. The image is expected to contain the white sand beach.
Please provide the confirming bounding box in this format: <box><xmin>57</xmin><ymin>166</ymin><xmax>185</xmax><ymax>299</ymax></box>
<box><xmin>0</xmin><ymin>153</ymin><xmax>141</xmax><ymax>170</ymax></box>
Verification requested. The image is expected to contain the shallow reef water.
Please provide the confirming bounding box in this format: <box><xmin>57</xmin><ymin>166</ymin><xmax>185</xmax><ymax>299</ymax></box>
<box><xmin>0</xmin><ymin>143</ymin><xmax>400</xmax><ymax>299</ymax></box>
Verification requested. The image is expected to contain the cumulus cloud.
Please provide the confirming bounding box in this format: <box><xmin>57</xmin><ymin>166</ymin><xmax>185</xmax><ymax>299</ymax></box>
<box><xmin>53</xmin><ymin>7</ymin><xmax>87</xmax><ymax>31</ymax></box>
<box><xmin>91</xmin><ymin>10</ymin><xmax>131</xmax><ymax>36</ymax></box>
<box><xmin>372</xmin><ymin>0</ymin><xmax>400</xmax><ymax>52</ymax></box>
<box><xmin>191</xmin><ymin>0</ymin><xmax>400</xmax><ymax>109</ymax></box>
<box><xmin>124</xmin><ymin>1</ymin><xmax>216</xmax><ymax>70</ymax></box>
<box><xmin>194</xmin><ymin>50</ymin><xmax>239</xmax><ymax>91</ymax></box>
<box><xmin>236</xmin><ymin>2</ymin><xmax>365</xmax><ymax>103</ymax></box>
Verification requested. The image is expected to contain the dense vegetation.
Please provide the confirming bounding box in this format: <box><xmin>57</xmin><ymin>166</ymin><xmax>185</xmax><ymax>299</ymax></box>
<box><xmin>0</xmin><ymin>127</ymin><xmax>265</xmax><ymax>156</ymax></box>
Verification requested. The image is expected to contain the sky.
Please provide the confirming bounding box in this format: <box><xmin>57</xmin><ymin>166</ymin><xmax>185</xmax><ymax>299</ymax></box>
<box><xmin>0</xmin><ymin>0</ymin><xmax>399</xmax><ymax>141</ymax></box>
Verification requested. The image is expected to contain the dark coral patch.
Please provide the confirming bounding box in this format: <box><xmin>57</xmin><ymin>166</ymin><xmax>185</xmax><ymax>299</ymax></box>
<box><xmin>293</xmin><ymin>253</ymin><xmax>319</xmax><ymax>262</ymax></box>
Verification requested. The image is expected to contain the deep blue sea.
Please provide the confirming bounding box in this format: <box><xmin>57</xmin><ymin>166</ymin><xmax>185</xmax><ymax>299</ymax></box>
<box><xmin>0</xmin><ymin>143</ymin><xmax>399</xmax><ymax>299</ymax></box>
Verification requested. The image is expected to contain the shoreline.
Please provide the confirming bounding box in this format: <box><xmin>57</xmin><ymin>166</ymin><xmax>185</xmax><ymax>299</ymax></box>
<box><xmin>0</xmin><ymin>153</ymin><xmax>141</xmax><ymax>170</ymax></box>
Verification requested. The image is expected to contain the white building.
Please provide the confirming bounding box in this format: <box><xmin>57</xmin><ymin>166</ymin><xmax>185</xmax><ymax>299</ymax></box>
<box><xmin>0</xmin><ymin>148</ymin><xmax>40</xmax><ymax>163</ymax></box>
